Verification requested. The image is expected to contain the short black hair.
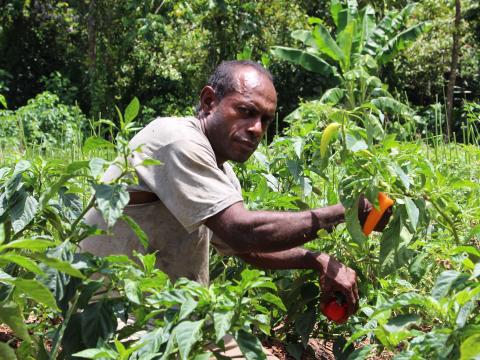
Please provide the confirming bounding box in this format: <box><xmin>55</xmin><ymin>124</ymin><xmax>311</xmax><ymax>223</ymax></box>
<box><xmin>196</xmin><ymin>60</ymin><xmax>274</xmax><ymax>115</ymax></box>
<box><xmin>207</xmin><ymin>60</ymin><xmax>273</xmax><ymax>100</ymax></box>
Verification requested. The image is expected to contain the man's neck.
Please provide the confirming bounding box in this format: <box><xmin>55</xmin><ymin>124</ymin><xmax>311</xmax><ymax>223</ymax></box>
<box><xmin>197</xmin><ymin>114</ymin><xmax>225</xmax><ymax>168</ymax></box>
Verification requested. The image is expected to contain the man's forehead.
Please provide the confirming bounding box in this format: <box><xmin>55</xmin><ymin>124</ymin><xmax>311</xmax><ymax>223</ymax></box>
<box><xmin>233</xmin><ymin>66</ymin><xmax>276</xmax><ymax>94</ymax></box>
<box><xmin>228</xmin><ymin>67</ymin><xmax>276</xmax><ymax>108</ymax></box>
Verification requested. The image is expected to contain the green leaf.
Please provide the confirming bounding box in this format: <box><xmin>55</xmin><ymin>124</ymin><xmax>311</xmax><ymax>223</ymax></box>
<box><xmin>33</xmin><ymin>254</ymin><xmax>85</xmax><ymax>279</ymax></box>
<box><xmin>0</xmin><ymin>253</ymin><xmax>43</xmax><ymax>275</ymax></box>
<box><xmin>312</xmin><ymin>24</ymin><xmax>345</xmax><ymax>63</ymax></box>
<box><xmin>379</xmin><ymin>215</ymin><xmax>413</xmax><ymax>276</ymax></box>
<box><xmin>432</xmin><ymin>270</ymin><xmax>468</xmax><ymax>300</ymax></box>
<box><xmin>345</xmin><ymin>133</ymin><xmax>368</xmax><ymax>152</ymax></box>
<box><xmin>136</xmin><ymin>252</ymin><xmax>157</xmax><ymax>275</ymax></box>
<box><xmin>214</xmin><ymin>311</ymin><xmax>234</xmax><ymax>343</ymax></box>
<box><xmin>404</xmin><ymin>197</ymin><xmax>419</xmax><ymax>231</ymax></box>
<box><xmin>235</xmin><ymin>329</ymin><xmax>266</xmax><ymax>360</ymax></box>
<box><xmin>131</xmin><ymin>328</ymin><xmax>169</xmax><ymax>359</ymax></box>
<box><xmin>89</xmin><ymin>158</ymin><xmax>107</xmax><ymax>179</ymax></box>
<box><xmin>192</xmin><ymin>353</ymin><xmax>212</xmax><ymax>360</ymax></box>
<box><xmin>330</xmin><ymin>0</ymin><xmax>342</xmax><ymax>27</ymax></box>
<box><xmin>319</xmin><ymin>88</ymin><xmax>345</xmax><ymax>105</ymax></box>
<box><xmin>10</xmin><ymin>191</ymin><xmax>38</xmax><ymax>233</ymax></box>
<box><xmin>0</xmin><ymin>301</ymin><xmax>31</xmax><ymax>342</ymax></box>
<box><xmin>291</xmin><ymin>30</ymin><xmax>316</xmax><ymax>48</ymax></box>
<box><xmin>179</xmin><ymin>297</ymin><xmax>198</xmax><ymax>321</ymax></box>
<box><xmin>377</xmin><ymin>22</ymin><xmax>430</xmax><ymax>65</ymax></box>
<box><xmin>93</xmin><ymin>183</ymin><xmax>129</xmax><ymax>228</ymax></box>
<box><xmin>12</xmin><ymin>278</ymin><xmax>59</xmax><ymax>310</ymax></box>
<box><xmin>260</xmin><ymin>292</ymin><xmax>286</xmax><ymax>311</ymax></box>
<box><xmin>409</xmin><ymin>252</ymin><xmax>429</xmax><ymax>282</ymax></box>
<box><xmin>175</xmin><ymin>320</ymin><xmax>205</xmax><ymax>360</ymax></box>
<box><xmin>0</xmin><ymin>223</ymin><xmax>4</xmax><ymax>245</ymax></box>
<box><xmin>72</xmin><ymin>348</ymin><xmax>118</xmax><ymax>359</ymax></box>
<box><xmin>0</xmin><ymin>342</ymin><xmax>16</xmax><ymax>360</ymax></box>
<box><xmin>355</xmin><ymin>5</ymin><xmax>376</xmax><ymax>54</ymax></box>
<box><xmin>83</xmin><ymin>136</ymin><xmax>115</xmax><ymax>153</ymax></box>
<box><xmin>371</xmin><ymin>97</ymin><xmax>412</xmax><ymax>117</ymax></box>
<box><xmin>0</xmin><ymin>238</ymin><xmax>56</xmax><ymax>252</ymax></box>
<box><xmin>124</xmin><ymin>278</ymin><xmax>142</xmax><ymax>305</ymax></box>
<box><xmin>66</xmin><ymin>160</ymin><xmax>91</xmax><ymax>172</ymax></box>
<box><xmin>456</xmin><ymin>301</ymin><xmax>475</xmax><ymax>328</ymax></box>
<box><xmin>0</xmin><ymin>94</ymin><xmax>7</xmax><ymax>109</ymax></box>
<box><xmin>12</xmin><ymin>160</ymin><xmax>31</xmax><ymax>177</ymax></box>
<box><xmin>337</xmin><ymin>19</ymin><xmax>356</xmax><ymax>70</ymax></box>
<box><xmin>139</xmin><ymin>158</ymin><xmax>162</xmax><ymax>167</ymax></box>
<box><xmin>345</xmin><ymin>196</ymin><xmax>368</xmax><ymax>246</ymax></box>
<box><xmin>295</xmin><ymin>308</ymin><xmax>316</xmax><ymax>347</ymax></box>
<box><xmin>0</xmin><ymin>192</ymin><xmax>7</xmax><ymax>220</ymax></box>
<box><xmin>383</xmin><ymin>314</ymin><xmax>420</xmax><ymax>333</ymax></box>
<box><xmin>460</xmin><ymin>334</ymin><xmax>480</xmax><ymax>360</ymax></box>
<box><xmin>346</xmin><ymin>345</ymin><xmax>373</xmax><ymax>360</ymax></box>
<box><xmin>124</xmin><ymin>97</ymin><xmax>140</xmax><ymax>124</ymax></box>
<box><xmin>121</xmin><ymin>214</ymin><xmax>148</xmax><ymax>249</ymax></box>
<box><xmin>80</xmin><ymin>301</ymin><xmax>117</xmax><ymax>348</ymax></box>
<box><xmin>451</xmin><ymin>246</ymin><xmax>480</xmax><ymax>258</ymax></box>
<box><xmin>391</xmin><ymin>164</ymin><xmax>410</xmax><ymax>190</ymax></box>
<box><xmin>270</xmin><ymin>47</ymin><xmax>340</xmax><ymax>81</ymax></box>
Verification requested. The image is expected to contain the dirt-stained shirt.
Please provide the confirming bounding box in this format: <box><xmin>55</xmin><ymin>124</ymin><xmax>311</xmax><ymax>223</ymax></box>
<box><xmin>80</xmin><ymin>116</ymin><xmax>243</xmax><ymax>284</ymax></box>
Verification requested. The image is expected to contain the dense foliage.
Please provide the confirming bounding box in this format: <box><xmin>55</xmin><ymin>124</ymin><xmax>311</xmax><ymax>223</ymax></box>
<box><xmin>0</xmin><ymin>0</ymin><xmax>479</xmax><ymax>131</ymax></box>
<box><xmin>0</xmin><ymin>1</ymin><xmax>479</xmax><ymax>359</ymax></box>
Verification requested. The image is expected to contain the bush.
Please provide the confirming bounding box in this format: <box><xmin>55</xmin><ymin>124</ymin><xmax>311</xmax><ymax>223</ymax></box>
<box><xmin>0</xmin><ymin>91</ymin><xmax>87</xmax><ymax>150</ymax></box>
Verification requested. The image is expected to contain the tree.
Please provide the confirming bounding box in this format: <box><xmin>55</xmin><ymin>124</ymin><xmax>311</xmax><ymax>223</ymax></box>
<box><xmin>445</xmin><ymin>0</ymin><xmax>462</xmax><ymax>138</ymax></box>
<box><xmin>271</xmin><ymin>1</ymin><xmax>429</xmax><ymax>109</ymax></box>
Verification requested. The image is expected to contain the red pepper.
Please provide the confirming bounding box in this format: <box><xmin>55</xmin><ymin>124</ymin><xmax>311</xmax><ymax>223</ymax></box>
<box><xmin>323</xmin><ymin>300</ymin><xmax>347</xmax><ymax>322</ymax></box>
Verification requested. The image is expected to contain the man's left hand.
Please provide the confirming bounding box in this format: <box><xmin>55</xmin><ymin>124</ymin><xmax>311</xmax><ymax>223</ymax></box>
<box><xmin>314</xmin><ymin>252</ymin><xmax>359</xmax><ymax>322</ymax></box>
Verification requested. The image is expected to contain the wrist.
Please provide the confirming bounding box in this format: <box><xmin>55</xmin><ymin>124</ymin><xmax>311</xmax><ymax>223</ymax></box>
<box><xmin>313</xmin><ymin>204</ymin><xmax>345</xmax><ymax>232</ymax></box>
<box><xmin>307</xmin><ymin>251</ymin><xmax>329</xmax><ymax>275</ymax></box>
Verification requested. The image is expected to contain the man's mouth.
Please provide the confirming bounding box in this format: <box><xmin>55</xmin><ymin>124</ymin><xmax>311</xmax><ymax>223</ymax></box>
<box><xmin>236</xmin><ymin>138</ymin><xmax>257</xmax><ymax>151</ymax></box>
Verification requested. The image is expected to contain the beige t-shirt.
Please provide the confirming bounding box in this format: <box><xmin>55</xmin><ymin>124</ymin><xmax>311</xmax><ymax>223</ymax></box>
<box><xmin>80</xmin><ymin>116</ymin><xmax>243</xmax><ymax>284</ymax></box>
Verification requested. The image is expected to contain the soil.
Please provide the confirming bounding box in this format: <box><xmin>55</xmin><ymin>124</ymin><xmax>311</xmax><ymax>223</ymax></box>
<box><xmin>262</xmin><ymin>337</ymin><xmax>394</xmax><ymax>360</ymax></box>
<box><xmin>1</xmin><ymin>323</ymin><xmax>393</xmax><ymax>359</ymax></box>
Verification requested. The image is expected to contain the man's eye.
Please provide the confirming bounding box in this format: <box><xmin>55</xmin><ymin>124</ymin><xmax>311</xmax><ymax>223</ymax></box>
<box><xmin>238</xmin><ymin>107</ymin><xmax>251</xmax><ymax>116</ymax></box>
<box><xmin>262</xmin><ymin>116</ymin><xmax>273</xmax><ymax>125</ymax></box>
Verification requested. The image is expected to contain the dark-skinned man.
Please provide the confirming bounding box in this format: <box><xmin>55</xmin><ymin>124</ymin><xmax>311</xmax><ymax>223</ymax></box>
<box><xmin>80</xmin><ymin>60</ymin><xmax>390</xmax><ymax>330</ymax></box>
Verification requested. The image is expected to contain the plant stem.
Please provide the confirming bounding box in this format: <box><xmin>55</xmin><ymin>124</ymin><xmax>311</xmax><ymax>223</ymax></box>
<box><xmin>50</xmin><ymin>291</ymin><xmax>80</xmax><ymax>359</ymax></box>
<box><xmin>427</xmin><ymin>196</ymin><xmax>460</xmax><ymax>245</ymax></box>
<box><xmin>68</xmin><ymin>196</ymin><xmax>96</xmax><ymax>240</ymax></box>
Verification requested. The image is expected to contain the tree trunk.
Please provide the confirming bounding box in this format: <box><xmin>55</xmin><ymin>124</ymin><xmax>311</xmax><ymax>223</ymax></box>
<box><xmin>446</xmin><ymin>0</ymin><xmax>461</xmax><ymax>139</ymax></box>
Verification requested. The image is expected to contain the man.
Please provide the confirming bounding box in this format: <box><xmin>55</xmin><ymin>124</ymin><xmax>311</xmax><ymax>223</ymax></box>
<box><xmin>81</xmin><ymin>60</ymin><xmax>389</xmax><ymax>324</ymax></box>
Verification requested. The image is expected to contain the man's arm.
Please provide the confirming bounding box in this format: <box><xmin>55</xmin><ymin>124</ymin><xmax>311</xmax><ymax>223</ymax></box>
<box><xmin>205</xmin><ymin>202</ymin><xmax>345</xmax><ymax>254</ymax></box>
<box><xmin>238</xmin><ymin>248</ymin><xmax>359</xmax><ymax>319</ymax></box>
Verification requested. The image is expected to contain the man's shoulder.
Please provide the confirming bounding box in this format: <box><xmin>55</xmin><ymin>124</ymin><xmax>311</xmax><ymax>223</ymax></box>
<box><xmin>145</xmin><ymin>116</ymin><xmax>200</xmax><ymax>137</ymax></box>
<box><xmin>130</xmin><ymin>116</ymin><xmax>208</xmax><ymax>153</ymax></box>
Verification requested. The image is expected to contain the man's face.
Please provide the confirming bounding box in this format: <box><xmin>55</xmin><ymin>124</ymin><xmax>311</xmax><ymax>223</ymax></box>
<box><xmin>202</xmin><ymin>67</ymin><xmax>277</xmax><ymax>164</ymax></box>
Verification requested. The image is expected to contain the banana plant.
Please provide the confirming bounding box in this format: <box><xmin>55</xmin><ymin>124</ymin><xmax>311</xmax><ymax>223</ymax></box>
<box><xmin>271</xmin><ymin>0</ymin><xmax>430</xmax><ymax>109</ymax></box>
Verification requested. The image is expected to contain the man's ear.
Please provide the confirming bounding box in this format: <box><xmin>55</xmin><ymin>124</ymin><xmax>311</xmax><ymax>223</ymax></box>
<box><xmin>199</xmin><ymin>86</ymin><xmax>216</xmax><ymax>115</ymax></box>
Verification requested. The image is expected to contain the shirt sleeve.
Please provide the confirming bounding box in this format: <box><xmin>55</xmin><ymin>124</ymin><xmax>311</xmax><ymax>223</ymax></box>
<box><xmin>129</xmin><ymin>139</ymin><xmax>243</xmax><ymax>233</ymax></box>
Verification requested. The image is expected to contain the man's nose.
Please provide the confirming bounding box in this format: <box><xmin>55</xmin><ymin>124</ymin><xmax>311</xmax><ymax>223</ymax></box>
<box><xmin>246</xmin><ymin>117</ymin><xmax>264</xmax><ymax>139</ymax></box>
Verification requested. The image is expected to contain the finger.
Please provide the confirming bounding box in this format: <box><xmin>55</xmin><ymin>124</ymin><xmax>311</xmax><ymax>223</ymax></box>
<box><xmin>352</xmin><ymin>282</ymin><xmax>360</xmax><ymax>312</ymax></box>
<box><xmin>319</xmin><ymin>290</ymin><xmax>332</xmax><ymax>305</ymax></box>
<box><xmin>374</xmin><ymin>206</ymin><xmax>393</xmax><ymax>231</ymax></box>
<box><xmin>357</xmin><ymin>196</ymin><xmax>371</xmax><ymax>226</ymax></box>
<box><xmin>343</xmin><ymin>287</ymin><xmax>358</xmax><ymax>317</ymax></box>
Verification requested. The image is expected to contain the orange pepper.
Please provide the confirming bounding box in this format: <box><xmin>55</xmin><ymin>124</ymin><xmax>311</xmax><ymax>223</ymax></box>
<box><xmin>362</xmin><ymin>192</ymin><xmax>394</xmax><ymax>235</ymax></box>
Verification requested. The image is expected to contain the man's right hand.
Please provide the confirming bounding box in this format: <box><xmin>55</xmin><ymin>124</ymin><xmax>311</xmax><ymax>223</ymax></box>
<box><xmin>313</xmin><ymin>252</ymin><xmax>359</xmax><ymax>322</ymax></box>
